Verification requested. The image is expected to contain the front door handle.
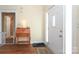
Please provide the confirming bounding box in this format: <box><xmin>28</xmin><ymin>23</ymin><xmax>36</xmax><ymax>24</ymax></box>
<box><xmin>59</xmin><ymin>35</ymin><xmax>63</xmax><ymax>38</ymax></box>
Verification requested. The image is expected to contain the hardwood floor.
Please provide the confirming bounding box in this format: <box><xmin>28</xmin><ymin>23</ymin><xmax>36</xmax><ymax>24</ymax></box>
<box><xmin>0</xmin><ymin>44</ymin><xmax>52</xmax><ymax>54</ymax></box>
<box><xmin>0</xmin><ymin>44</ymin><xmax>36</xmax><ymax>54</ymax></box>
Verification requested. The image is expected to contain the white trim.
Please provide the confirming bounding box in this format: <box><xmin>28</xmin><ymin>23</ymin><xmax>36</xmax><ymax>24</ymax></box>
<box><xmin>45</xmin><ymin>12</ymin><xmax>48</xmax><ymax>43</ymax></box>
<box><xmin>63</xmin><ymin>5</ymin><xmax>65</xmax><ymax>54</ymax></box>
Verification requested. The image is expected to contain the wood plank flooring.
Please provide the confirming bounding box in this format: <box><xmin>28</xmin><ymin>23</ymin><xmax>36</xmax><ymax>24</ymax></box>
<box><xmin>0</xmin><ymin>44</ymin><xmax>36</xmax><ymax>54</ymax></box>
<box><xmin>0</xmin><ymin>44</ymin><xmax>52</xmax><ymax>54</ymax></box>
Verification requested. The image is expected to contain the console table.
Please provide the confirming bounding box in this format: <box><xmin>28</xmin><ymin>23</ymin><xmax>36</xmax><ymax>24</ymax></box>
<box><xmin>16</xmin><ymin>28</ymin><xmax>30</xmax><ymax>44</ymax></box>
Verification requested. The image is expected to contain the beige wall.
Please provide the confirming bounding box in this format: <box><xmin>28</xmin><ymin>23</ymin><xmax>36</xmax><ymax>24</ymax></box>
<box><xmin>0</xmin><ymin>5</ymin><xmax>47</xmax><ymax>43</ymax></box>
<box><xmin>72</xmin><ymin>6</ymin><xmax>79</xmax><ymax>53</ymax></box>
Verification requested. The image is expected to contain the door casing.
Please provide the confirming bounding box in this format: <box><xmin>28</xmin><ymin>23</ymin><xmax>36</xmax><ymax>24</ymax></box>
<box><xmin>2</xmin><ymin>12</ymin><xmax>15</xmax><ymax>36</ymax></box>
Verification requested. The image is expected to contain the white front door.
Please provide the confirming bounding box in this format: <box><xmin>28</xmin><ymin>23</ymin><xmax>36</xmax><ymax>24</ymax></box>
<box><xmin>48</xmin><ymin>5</ymin><xmax>65</xmax><ymax>54</ymax></box>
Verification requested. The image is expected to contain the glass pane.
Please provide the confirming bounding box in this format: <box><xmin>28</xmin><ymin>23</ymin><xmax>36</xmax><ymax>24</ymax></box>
<box><xmin>52</xmin><ymin>16</ymin><xmax>56</xmax><ymax>27</ymax></box>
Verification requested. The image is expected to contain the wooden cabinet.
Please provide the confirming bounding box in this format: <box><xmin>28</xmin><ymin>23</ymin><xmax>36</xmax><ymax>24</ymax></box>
<box><xmin>16</xmin><ymin>28</ymin><xmax>30</xmax><ymax>44</ymax></box>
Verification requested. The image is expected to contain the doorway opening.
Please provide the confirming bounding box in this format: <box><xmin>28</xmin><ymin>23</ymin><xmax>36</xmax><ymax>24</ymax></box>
<box><xmin>2</xmin><ymin>12</ymin><xmax>15</xmax><ymax>44</ymax></box>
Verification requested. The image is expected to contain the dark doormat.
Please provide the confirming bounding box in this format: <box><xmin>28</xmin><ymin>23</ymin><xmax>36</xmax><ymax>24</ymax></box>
<box><xmin>32</xmin><ymin>43</ymin><xmax>46</xmax><ymax>47</ymax></box>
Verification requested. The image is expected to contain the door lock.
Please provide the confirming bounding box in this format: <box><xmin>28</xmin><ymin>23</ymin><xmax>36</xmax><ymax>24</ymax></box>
<box><xmin>60</xmin><ymin>30</ymin><xmax>63</xmax><ymax>33</ymax></box>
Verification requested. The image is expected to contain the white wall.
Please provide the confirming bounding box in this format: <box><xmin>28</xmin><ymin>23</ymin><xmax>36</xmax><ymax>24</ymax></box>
<box><xmin>0</xmin><ymin>5</ymin><xmax>46</xmax><ymax>44</ymax></box>
<box><xmin>72</xmin><ymin>6</ymin><xmax>79</xmax><ymax>53</ymax></box>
